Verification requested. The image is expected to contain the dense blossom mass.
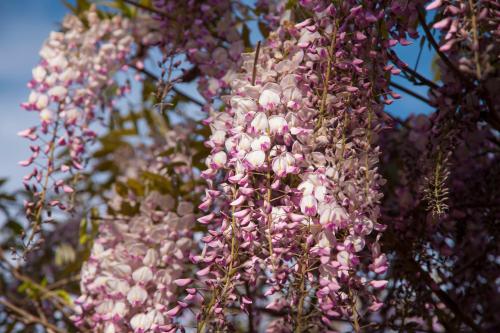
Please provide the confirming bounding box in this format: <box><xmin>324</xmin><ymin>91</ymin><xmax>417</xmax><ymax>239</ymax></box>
<box><xmin>73</xmin><ymin>192</ymin><xmax>196</xmax><ymax>333</ymax></box>
<box><xmin>1</xmin><ymin>0</ymin><xmax>498</xmax><ymax>333</ymax></box>
<box><xmin>18</xmin><ymin>6</ymin><xmax>161</xmax><ymax>249</ymax></box>
<box><xmin>191</xmin><ymin>1</ymin><xmax>395</xmax><ymax>329</ymax></box>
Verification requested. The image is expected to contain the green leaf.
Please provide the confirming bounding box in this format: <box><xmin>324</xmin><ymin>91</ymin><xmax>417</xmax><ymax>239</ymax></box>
<box><xmin>55</xmin><ymin>289</ymin><xmax>73</xmax><ymax>305</ymax></box>
<box><xmin>79</xmin><ymin>218</ymin><xmax>88</xmax><ymax>245</ymax></box>
<box><xmin>141</xmin><ymin>171</ymin><xmax>173</xmax><ymax>194</ymax></box>
<box><xmin>126</xmin><ymin>178</ymin><xmax>145</xmax><ymax>196</ymax></box>
<box><xmin>242</xmin><ymin>23</ymin><xmax>251</xmax><ymax>49</ymax></box>
<box><xmin>158</xmin><ymin>147</ymin><xmax>176</xmax><ymax>157</ymax></box>
<box><xmin>115</xmin><ymin>181</ymin><xmax>129</xmax><ymax>197</ymax></box>
<box><xmin>120</xmin><ymin>202</ymin><xmax>139</xmax><ymax>216</ymax></box>
<box><xmin>142</xmin><ymin>78</ymin><xmax>156</xmax><ymax>102</ymax></box>
<box><xmin>285</xmin><ymin>0</ymin><xmax>298</xmax><ymax>10</ymax></box>
<box><xmin>112</xmin><ymin>0</ymin><xmax>135</xmax><ymax>18</ymax></box>
<box><xmin>5</xmin><ymin>220</ymin><xmax>23</xmax><ymax>235</ymax></box>
<box><xmin>76</xmin><ymin>0</ymin><xmax>91</xmax><ymax>12</ymax></box>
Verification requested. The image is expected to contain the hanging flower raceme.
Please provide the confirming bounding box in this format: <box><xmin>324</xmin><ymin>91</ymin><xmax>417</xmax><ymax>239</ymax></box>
<box><xmin>377</xmin><ymin>113</ymin><xmax>500</xmax><ymax>331</ymax></box>
<box><xmin>72</xmin><ymin>191</ymin><xmax>196</xmax><ymax>333</ymax></box>
<box><xmin>71</xmin><ymin>106</ymin><xmax>204</xmax><ymax>332</ymax></box>
<box><xmin>151</xmin><ymin>0</ymin><xmax>244</xmax><ymax>102</ymax></box>
<box><xmin>19</xmin><ymin>6</ymin><xmax>160</xmax><ymax>251</ymax></box>
<box><xmin>173</xmin><ymin>1</ymin><xmax>397</xmax><ymax>330</ymax></box>
<box><xmin>151</xmin><ymin>0</ymin><xmax>286</xmax><ymax>105</ymax></box>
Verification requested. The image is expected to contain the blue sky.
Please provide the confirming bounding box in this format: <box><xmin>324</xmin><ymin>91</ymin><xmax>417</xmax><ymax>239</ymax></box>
<box><xmin>0</xmin><ymin>1</ymin><xmax>67</xmax><ymax>190</ymax></box>
<box><xmin>0</xmin><ymin>1</ymin><xmax>435</xmax><ymax>191</ymax></box>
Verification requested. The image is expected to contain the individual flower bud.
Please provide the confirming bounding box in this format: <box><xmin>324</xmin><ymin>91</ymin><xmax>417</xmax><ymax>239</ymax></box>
<box><xmin>48</xmin><ymin>54</ymin><xmax>68</xmax><ymax>70</ymax></box>
<box><xmin>237</xmin><ymin>133</ymin><xmax>253</xmax><ymax>152</ymax></box>
<box><xmin>36</xmin><ymin>94</ymin><xmax>49</xmax><ymax>110</ymax></box>
<box><xmin>63</xmin><ymin>108</ymin><xmax>79</xmax><ymax>123</ymax></box>
<box><xmin>245</xmin><ymin>150</ymin><xmax>266</xmax><ymax>169</ymax></box>
<box><xmin>210</xmin><ymin>130</ymin><xmax>226</xmax><ymax>146</ymax></box>
<box><xmin>212</xmin><ymin>151</ymin><xmax>227</xmax><ymax>169</ymax></box>
<box><xmin>48</xmin><ymin>85</ymin><xmax>67</xmax><ymax>100</ymax></box>
<box><xmin>173</xmin><ymin>278</ymin><xmax>192</xmax><ymax>287</ymax></box>
<box><xmin>109</xmin><ymin>301</ymin><xmax>128</xmax><ymax>320</ymax></box>
<box><xmin>259</xmin><ymin>82</ymin><xmax>281</xmax><ymax>110</ymax></box>
<box><xmin>269</xmin><ymin>116</ymin><xmax>288</xmax><ymax>135</ymax></box>
<box><xmin>369</xmin><ymin>280</ymin><xmax>388</xmax><ymax>289</ymax></box>
<box><xmin>166</xmin><ymin>305</ymin><xmax>182</xmax><ymax>317</ymax></box>
<box><xmin>336</xmin><ymin>250</ymin><xmax>351</xmax><ymax>267</ymax></box>
<box><xmin>300</xmin><ymin>194</ymin><xmax>318</xmax><ymax>216</ymax></box>
<box><xmin>272</xmin><ymin>152</ymin><xmax>296</xmax><ymax>177</ymax></box>
<box><xmin>425</xmin><ymin>0</ymin><xmax>442</xmax><ymax>10</ymax></box>
<box><xmin>127</xmin><ymin>285</ymin><xmax>147</xmax><ymax>306</ymax></box>
<box><xmin>132</xmin><ymin>266</ymin><xmax>153</xmax><ymax>284</ymax></box>
<box><xmin>433</xmin><ymin>17</ymin><xmax>450</xmax><ymax>30</ymax></box>
<box><xmin>130</xmin><ymin>313</ymin><xmax>153</xmax><ymax>333</ymax></box>
<box><xmin>231</xmin><ymin>96</ymin><xmax>258</xmax><ymax>114</ymax></box>
<box><xmin>32</xmin><ymin>66</ymin><xmax>47</xmax><ymax>82</ymax></box>
<box><xmin>250</xmin><ymin>112</ymin><xmax>269</xmax><ymax>133</ymax></box>
<box><xmin>345</xmin><ymin>235</ymin><xmax>365</xmax><ymax>252</ymax></box>
<box><xmin>251</xmin><ymin>135</ymin><xmax>271</xmax><ymax>151</ymax></box>
<box><xmin>40</xmin><ymin>108</ymin><xmax>54</xmax><ymax>122</ymax></box>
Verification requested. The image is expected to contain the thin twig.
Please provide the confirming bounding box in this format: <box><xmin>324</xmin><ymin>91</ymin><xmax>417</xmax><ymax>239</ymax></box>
<box><xmin>251</xmin><ymin>41</ymin><xmax>261</xmax><ymax>85</ymax></box>
<box><xmin>122</xmin><ymin>0</ymin><xmax>172</xmax><ymax>18</ymax></box>
<box><xmin>23</xmin><ymin>112</ymin><xmax>61</xmax><ymax>256</ymax></box>
<box><xmin>417</xmin><ymin>7</ymin><xmax>469</xmax><ymax>84</ymax></box>
<box><xmin>0</xmin><ymin>298</ymin><xmax>66</xmax><ymax>333</ymax></box>
<box><xmin>317</xmin><ymin>23</ymin><xmax>338</xmax><ymax>129</ymax></box>
<box><xmin>390</xmin><ymin>81</ymin><xmax>432</xmax><ymax>105</ymax></box>
<box><xmin>467</xmin><ymin>0</ymin><xmax>482</xmax><ymax>80</ymax></box>
<box><xmin>131</xmin><ymin>64</ymin><xmax>205</xmax><ymax>106</ymax></box>
<box><xmin>408</xmin><ymin>259</ymin><xmax>486</xmax><ymax>333</ymax></box>
<box><xmin>389</xmin><ymin>51</ymin><xmax>440</xmax><ymax>90</ymax></box>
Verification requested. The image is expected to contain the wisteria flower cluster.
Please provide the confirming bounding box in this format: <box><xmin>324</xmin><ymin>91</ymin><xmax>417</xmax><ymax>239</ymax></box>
<box><xmin>179</xmin><ymin>0</ymin><xmax>405</xmax><ymax>330</ymax></box>
<box><xmin>73</xmin><ymin>191</ymin><xmax>196</xmax><ymax>333</ymax></box>
<box><xmin>18</xmin><ymin>6</ymin><xmax>160</xmax><ymax>250</ymax></box>
<box><xmin>3</xmin><ymin>0</ymin><xmax>499</xmax><ymax>333</ymax></box>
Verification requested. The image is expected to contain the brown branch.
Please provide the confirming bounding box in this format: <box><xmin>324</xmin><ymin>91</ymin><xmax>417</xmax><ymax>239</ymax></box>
<box><xmin>417</xmin><ymin>5</ymin><xmax>498</xmax><ymax>126</ymax></box>
<box><xmin>122</xmin><ymin>0</ymin><xmax>172</xmax><ymax>19</ymax></box>
<box><xmin>131</xmin><ymin>64</ymin><xmax>205</xmax><ymax>107</ymax></box>
<box><xmin>408</xmin><ymin>259</ymin><xmax>486</xmax><ymax>333</ymax></box>
<box><xmin>467</xmin><ymin>0</ymin><xmax>482</xmax><ymax>80</ymax></box>
<box><xmin>417</xmin><ymin>7</ymin><xmax>469</xmax><ymax>84</ymax></box>
<box><xmin>390</xmin><ymin>81</ymin><xmax>432</xmax><ymax>105</ymax></box>
<box><xmin>251</xmin><ymin>41</ymin><xmax>261</xmax><ymax>85</ymax></box>
<box><xmin>245</xmin><ymin>284</ymin><xmax>255</xmax><ymax>333</ymax></box>
<box><xmin>389</xmin><ymin>50</ymin><xmax>441</xmax><ymax>89</ymax></box>
<box><xmin>0</xmin><ymin>298</ymin><xmax>66</xmax><ymax>333</ymax></box>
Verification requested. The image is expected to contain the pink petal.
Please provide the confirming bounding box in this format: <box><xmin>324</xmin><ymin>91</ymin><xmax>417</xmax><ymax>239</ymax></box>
<box><xmin>426</xmin><ymin>0</ymin><xmax>442</xmax><ymax>10</ymax></box>
<box><xmin>166</xmin><ymin>305</ymin><xmax>181</xmax><ymax>317</ymax></box>
<box><xmin>196</xmin><ymin>265</ymin><xmax>211</xmax><ymax>277</ymax></box>
<box><xmin>369</xmin><ymin>280</ymin><xmax>388</xmax><ymax>289</ymax></box>
<box><xmin>173</xmin><ymin>278</ymin><xmax>192</xmax><ymax>287</ymax></box>
<box><xmin>63</xmin><ymin>185</ymin><xmax>74</xmax><ymax>193</ymax></box>
<box><xmin>19</xmin><ymin>157</ymin><xmax>34</xmax><ymax>167</ymax></box>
